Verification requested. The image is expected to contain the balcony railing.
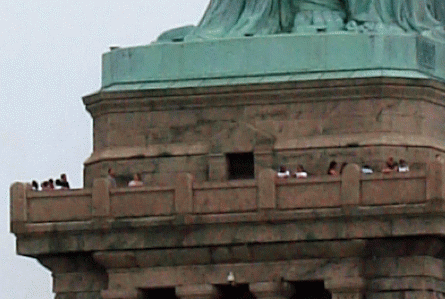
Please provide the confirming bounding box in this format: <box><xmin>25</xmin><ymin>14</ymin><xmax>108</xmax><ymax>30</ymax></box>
<box><xmin>10</xmin><ymin>162</ymin><xmax>445</xmax><ymax>234</ymax></box>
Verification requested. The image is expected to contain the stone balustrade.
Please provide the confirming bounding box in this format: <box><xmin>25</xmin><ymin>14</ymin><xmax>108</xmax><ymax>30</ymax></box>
<box><xmin>10</xmin><ymin>161</ymin><xmax>445</xmax><ymax>299</ymax></box>
<box><xmin>10</xmin><ymin>161</ymin><xmax>445</xmax><ymax>236</ymax></box>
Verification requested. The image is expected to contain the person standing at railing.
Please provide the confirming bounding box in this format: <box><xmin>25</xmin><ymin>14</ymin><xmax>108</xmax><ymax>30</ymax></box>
<box><xmin>48</xmin><ymin>179</ymin><xmax>55</xmax><ymax>190</ymax></box>
<box><xmin>128</xmin><ymin>173</ymin><xmax>144</xmax><ymax>187</ymax></box>
<box><xmin>398</xmin><ymin>159</ymin><xmax>409</xmax><ymax>173</ymax></box>
<box><xmin>293</xmin><ymin>165</ymin><xmax>308</xmax><ymax>178</ymax></box>
<box><xmin>361</xmin><ymin>165</ymin><xmax>373</xmax><ymax>174</ymax></box>
<box><xmin>327</xmin><ymin>161</ymin><xmax>339</xmax><ymax>176</ymax></box>
<box><xmin>41</xmin><ymin>181</ymin><xmax>50</xmax><ymax>190</ymax></box>
<box><xmin>277</xmin><ymin>165</ymin><xmax>291</xmax><ymax>178</ymax></box>
<box><xmin>107</xmin><ymin>168</ymin><xmax>117</xmax><ymax>188</ymax></box>
<box><xmin>56</xmin><ymin>173</ymin><xmax>70</xmax><ymax>189</ymax></box>
<box><xmin>382</xmin><ymin>156</ymin><xmax>398</xmax><ymax>173</ymax></box>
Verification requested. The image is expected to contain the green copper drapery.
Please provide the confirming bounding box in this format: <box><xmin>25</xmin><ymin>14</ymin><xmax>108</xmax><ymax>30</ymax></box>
<box><xmin>185</xmin><ymin>0</ymin><xmax>441</xmax><ymax>39</ymax></box>
<box><xmin>347</xmin><ymin>0</ymin><xmax>440</xmax><ymax>32</ymax></box>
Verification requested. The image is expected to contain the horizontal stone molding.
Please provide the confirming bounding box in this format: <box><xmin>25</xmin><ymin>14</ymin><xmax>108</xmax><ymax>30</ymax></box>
<box><xmin>106</xmin><ymin>258</ymin><xmax>362</xmax><ymax>290</ymax></box>
<box><xmin>15</xmin><ymin>211</ymin><xmax>445</xmax><ymax>256</ymax></box>
<box><xmin>275</xmin><ymin>133</ymin><xmax>445</xmax><ymax>152</ymax></box>
<box><xmin>84</xmin><ymin>77</ymin><xmax>445</xmax><ymax>117</ymax></box>
<box><xmin>92</xmin><ymin>240</ymin><xmax>367</xmax><ymax>269</ymax></box>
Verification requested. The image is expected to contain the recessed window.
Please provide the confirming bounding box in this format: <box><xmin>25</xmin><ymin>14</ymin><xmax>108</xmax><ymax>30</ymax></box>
<box><xmin>289</xmin><ymin>281</ymin><xmax>332</xmax><ymax>299</ymax></box>
<box><xmin>141</xmin><ymin>288</ymin><xmax>179</xmax><ymax>299</ymax></box>
<box><xmin>226</xmin><ymin>152</ymin><xmax>255</xmax><ymax>180</ymax></box>
<box><xmin>217</xmin><ymin>284</ymin><xmax>256</xmax><ymax>299</ymax></box>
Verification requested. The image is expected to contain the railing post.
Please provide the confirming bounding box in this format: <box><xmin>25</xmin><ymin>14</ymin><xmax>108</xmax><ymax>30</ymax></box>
<box><xmin>258</xmin><ymin>169</ymin><xmax>277</xmax><ymax>210</ymax></box>
<box><xmin>254</xmin><ymin>147</ymin><xmax>273</xmax><ymax>180</ymax></box>
<box><xmin>92</xmin><ymin>178</ymin><xmax>111</xmax><ymax>218</ymax></box>
<box><xmin>175</xmin><ymin>173</ymin><xmax>194</xmax><ymax>214</ymax></box>
<box><xmin>10</xmin><ymin>182</ymin><xmax>27</xmax><ymax>233</ymax></box>
<box><xmin>341</xmin><ymin>164</ymin><xmax>361</xmax><ymax>209</ymax></box>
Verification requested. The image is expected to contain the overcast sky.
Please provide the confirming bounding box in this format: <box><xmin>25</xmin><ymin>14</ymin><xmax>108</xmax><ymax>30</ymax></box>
<box><xmin>0</xmin><ymin>1</ymin><xmax>209</xmax><ymax>298</ymax></box>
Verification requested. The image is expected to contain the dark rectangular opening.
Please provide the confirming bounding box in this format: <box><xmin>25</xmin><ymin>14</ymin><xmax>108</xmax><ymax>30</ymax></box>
<box><xmin>217</xmin><ymin>284</ymin><xmax>256</xmax><ymax>299</ymax></box>
<box><xmin>226</xmin><ymin>152</ymin><xmax>255</xmax><ymax>180</ymax></box>
<box><xmin>141</xmin><ymin>287</ymin><xmax>179</xmax><ymax>299</ymax></box>
<box><xmin>289</xmin><ymin>281</ymin><xmax>332</xmax><ymax>299</ymax></box>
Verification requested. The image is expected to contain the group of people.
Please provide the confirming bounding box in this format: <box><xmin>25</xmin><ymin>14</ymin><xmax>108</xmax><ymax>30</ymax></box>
<box><xmin>107</xmin><ymin>168</ymin><xmax>144</xmax><ymax>188</ymax></box>
<box><xmin>277</xmin><ymin>165</ymin><xmax>308</xmax><ymax>179</ymax></box>
<box><xmin>277</xmin><ymin>156</ymin><xmax>410</xmax><ymax>178</ymax></box>
<box><xmin>29</xmin><ymin>173</ymin><xmax>70</xmax><ymax>191</ymax></box>
<box><xmin>382</xmin><ymin>157</ymin><xmax>410</xmax><ymax>173</ymax></box>
<box><xmin>327</xmin><ymin>157</ymin><xmax>409</xmax><ymax>175</ymax></box>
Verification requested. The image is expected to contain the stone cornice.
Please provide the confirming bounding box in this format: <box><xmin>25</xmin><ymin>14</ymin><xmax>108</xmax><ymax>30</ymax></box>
<box><xmin>83</xmin><ymin>77</ymin><xmax>445</xmax><ymax>117</ymax></box>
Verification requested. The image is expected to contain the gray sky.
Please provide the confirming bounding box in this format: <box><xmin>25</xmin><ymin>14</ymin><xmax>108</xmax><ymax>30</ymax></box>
<box><xmin>0</xmin><ymin>1</ymin><xmax>208</xmax><ymax>298</ymax></box>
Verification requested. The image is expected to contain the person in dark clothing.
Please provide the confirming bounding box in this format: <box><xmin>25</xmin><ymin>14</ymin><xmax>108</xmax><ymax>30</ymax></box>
<box><xmin>327</xmin><ymin>160</ymin><xmax>338</xmax><ymax>175</ymax></box>
<box><xmin>383</xmin><ymin>156</ymin><xmax>398</xmax><ymax>173</ymax></box>
<box><xmin>48</xmin><ymin>179</ymin><xmax>55</xmax><ymax>190</ymax></box>
<box><xmin>56</xmin><ymin>173</ymin><xmax>70</xmax><ymax>189</ymax></box>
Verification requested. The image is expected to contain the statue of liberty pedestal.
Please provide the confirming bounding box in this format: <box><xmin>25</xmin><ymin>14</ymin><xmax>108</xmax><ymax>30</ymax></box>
<box><xmin>102</xmin><ymin>0</ymin><xmax>445</xmax><ymax>91</ymax></box>
<box><xmin>158</xmin><ymin>0</ymin><xmax>443</xmax><ymax>41</ymax></box>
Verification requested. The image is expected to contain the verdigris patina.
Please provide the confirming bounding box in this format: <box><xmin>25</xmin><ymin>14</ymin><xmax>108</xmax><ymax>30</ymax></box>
<box><xmin>433</xmin><ymin>0</ymin><xmax>445</xmax><ymax>23</ymax></box>
<box><xmin>158</xmin><ymin>0</ymin><xmax>443</xmax><ymax>41</ymax></box>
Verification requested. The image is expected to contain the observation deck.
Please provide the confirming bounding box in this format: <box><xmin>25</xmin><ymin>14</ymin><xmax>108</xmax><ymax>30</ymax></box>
<box><xmin>10</xmin><ymin>162</ymin><xmax>445</xmax><ymax>299</ymax></box>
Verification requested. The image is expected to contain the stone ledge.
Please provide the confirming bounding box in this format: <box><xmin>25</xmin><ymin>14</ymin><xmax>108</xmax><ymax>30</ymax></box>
<box><xmin>14</xmin><ymin>212</ymin><xmax>445</xmax><ymax>256</ymax></box>
<box><xmin>105</xmin><ymin>258</ymin><xmax>362</xmax><ymax>289</ymax></box>
<box><xmin>369</xmin><ymin>276</ymin><xmax>445</xmax><ymax>292</ymax></box>
<box><xmin>275</xmin><ymin>133</ymin><xmax>445</xmax><ymax>151</ymax></box>
<box><xmin>16</xmin><ymin>201</ymin><xmax>440</xmax><ymax>234</ymax></box>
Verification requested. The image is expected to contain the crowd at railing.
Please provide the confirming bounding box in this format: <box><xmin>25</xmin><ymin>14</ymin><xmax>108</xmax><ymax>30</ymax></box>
<box><xmin>26</xmin><ymin>155</ymin><xmax>440</xmax><ymax>192</ymax></box>
<box><xmin>27</xmin><ymin>169</ymin><xmax>144</xmax><ymax>192</ymax></box>
<box><xmin>27</xmin><ymin>173</ymin><xmax>70</xmax><ymax>191</ymax></box>
<box><xmin>276</xmin><ymin>156</ymin><xmax>412</xmax><ymax>179</ymax></box>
